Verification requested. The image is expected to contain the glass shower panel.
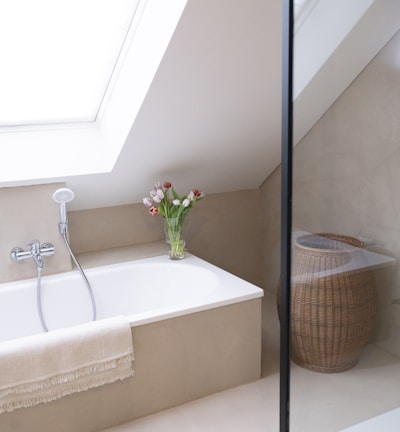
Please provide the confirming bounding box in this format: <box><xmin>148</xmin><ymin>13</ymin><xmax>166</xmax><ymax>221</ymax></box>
<box><xmin>290</xmin><ymin>2</ymin><xmax>400</xmax><ymax>431</ymax></box>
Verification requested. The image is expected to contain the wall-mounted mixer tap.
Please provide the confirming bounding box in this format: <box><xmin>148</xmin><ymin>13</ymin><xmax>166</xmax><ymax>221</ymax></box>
<box><xmin>11</xmin><ymin>240</ymin><xmax>55</xmax><ymax>269</ymax></box>
<box><xmin>11</xmin><ymin>240</ymin><xmax>55</xmax><ymax>332</ymax></box>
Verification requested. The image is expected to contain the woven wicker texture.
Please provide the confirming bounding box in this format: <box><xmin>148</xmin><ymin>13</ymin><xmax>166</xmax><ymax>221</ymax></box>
<box><xmin>290</xmin><ymin>233</ymin><xmax>377</xmax><ymax>373</ymax></box>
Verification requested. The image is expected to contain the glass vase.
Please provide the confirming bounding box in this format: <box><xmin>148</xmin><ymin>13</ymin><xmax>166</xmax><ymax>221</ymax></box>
<box><xmin>164</xmin><ymin>217</ymin><xmax>186</xmax><ymax>260</ymax></box>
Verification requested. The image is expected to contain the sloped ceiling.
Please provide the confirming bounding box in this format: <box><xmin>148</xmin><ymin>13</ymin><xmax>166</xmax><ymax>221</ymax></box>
<box><xmin>25</xmin><ymin>0</ymin><xmax>400</xmax><ymax>210</ymax></box>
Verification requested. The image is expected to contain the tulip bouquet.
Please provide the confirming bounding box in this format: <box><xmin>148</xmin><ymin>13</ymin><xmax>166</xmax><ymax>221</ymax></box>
<box><xmin>143</xmin><ymin>181</ymin><xmax>204</xmax><ymax>259</ymax></box>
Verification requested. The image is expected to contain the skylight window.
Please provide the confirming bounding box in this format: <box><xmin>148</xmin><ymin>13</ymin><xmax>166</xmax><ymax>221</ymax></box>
<box><xmin>0</xmin><ymin>0</ymin><xmax>188</xmax><ymax>184</ymax></box>
<box><xmin>0</xmin><ymin>0</ymin><xmax>139</xmax><ymax>126</ymax></box>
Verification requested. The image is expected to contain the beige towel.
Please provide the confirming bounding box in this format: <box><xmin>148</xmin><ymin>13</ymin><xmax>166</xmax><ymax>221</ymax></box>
<box><xmin>0</xmin><ymin>316</ymin><xmax>134</xmax><ymax>414</ymax></box>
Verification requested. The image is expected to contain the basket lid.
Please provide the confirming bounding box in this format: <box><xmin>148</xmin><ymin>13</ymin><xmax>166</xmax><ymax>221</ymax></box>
<box><xmin>296</xmin><ymin>233</ymin><xmax>363</xmax><ymax>252</ymax></box>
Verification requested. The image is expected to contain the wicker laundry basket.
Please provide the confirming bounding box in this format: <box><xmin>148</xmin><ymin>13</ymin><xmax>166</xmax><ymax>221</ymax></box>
<box><xmin>285</xmin><ymin>233</ymin><xmax>377</xmax><ymax>373</ymax></box>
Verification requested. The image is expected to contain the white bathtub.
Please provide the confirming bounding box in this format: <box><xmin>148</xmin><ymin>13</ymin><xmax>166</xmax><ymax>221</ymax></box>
<box><xmin>0</xmin><ymin>253</ymin><xmax>263</xmax><ymax>341</ymax></box>
<box><xmin>0</xmin><ymin>253</ymin><xmax>264</xmax><ymax>432</ymax></box>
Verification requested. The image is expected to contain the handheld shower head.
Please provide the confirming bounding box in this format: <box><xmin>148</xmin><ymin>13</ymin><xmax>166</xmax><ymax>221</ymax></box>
<box><xmin>52</xmin><ymin>188</ymin><xmax>75</xmax><ymax>233</ymax></box>
<box><xmin>52</xmin><ymin>188</ymin><xmax>75</xmax><ymax>204</ymax></box>
<box><xmin>52</xmin><ymin>187</ymin><xmax>97</xmax><ymax>322</ymax></box>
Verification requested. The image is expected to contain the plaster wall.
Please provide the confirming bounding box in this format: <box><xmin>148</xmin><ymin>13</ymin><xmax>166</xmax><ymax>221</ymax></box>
<box><xmin>0</xmin><ymin>186</ymin><xmax>263</xmax><ymax>288</ymax></box>
<box><xmin>261</xmin><ymin>30</ymin><xmax>400</xmax><ymax>358</ymax></box>
<box><xmin>68</xmin><ymin>189</ymin><xmax>263</xmax><ymax>287</ymax></box>
<box><xmin>260</xmin><ymin>167</ymin><xmax>281</xmax><ymax>295</ymax></box>
<box><xmin>0</xmin><ymin>183</ymin><xmax>71</xmax><ymax>282</ymax></box>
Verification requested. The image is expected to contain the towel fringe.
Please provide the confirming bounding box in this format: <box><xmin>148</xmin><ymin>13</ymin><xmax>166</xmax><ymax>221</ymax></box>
<box><xmin>0</xmin><ymin>354</ymin><xmax>134</xmax><ymax>414</ymax></box>
<box><xmin>1</xmin><ymin>354</ymin><xmax>133</xmax><ymax>396</ymax></box>
<box><xmin>0</xmin><ymin>317</ymin><xmax>134</xmax><ymax>415</ymax></box>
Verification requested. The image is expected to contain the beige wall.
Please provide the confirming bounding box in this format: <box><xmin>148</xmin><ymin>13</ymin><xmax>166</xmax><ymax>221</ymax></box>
<box><xmin>68</xmin><ymin>189</ymin><xmax>263</xmax><ymax>287</ymax></box>
<box><xmin>0</xmin><ymin>183</ymin><xmax>72</xmax><ymax>282</ymax></box>
<box><xmin>181</xmin><ymin>189</ymin><xmax>263</xmax><ymax>286</ymax></box>
<box><xmin>260</xmin><ymin>167</ymin><xmax>281</xmax><ymax>294</ymax></box>
<box><xmin>260</xmin><ymin>30</ymin><xmax>400</xmax><ymax>358</ymax></box>
<box><xmin>4</xmin><ymin>30</ymin><xmax>400</xmax><ymax>361</ymax></box>
<box><xmin>0</xmin><ymin>185</ymin><xmax>263</xmax><ymax>288</ymax></box>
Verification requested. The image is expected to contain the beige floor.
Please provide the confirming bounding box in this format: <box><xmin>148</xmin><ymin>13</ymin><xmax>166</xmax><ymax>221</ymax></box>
<box><xmin>102</xmin><ymin>291</ymin><xmax>400</xmax><ymax>432</ymax></box>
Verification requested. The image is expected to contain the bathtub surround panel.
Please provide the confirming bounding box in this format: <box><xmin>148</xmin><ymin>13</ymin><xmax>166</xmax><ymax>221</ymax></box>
<box><xmin>0</xmin><ymin>183</ymin><xmax>72</xmax><ymax>282</ymax></box>
<box><xmin>67</xmin><ymin>203</ymin><xmax>163</xmax><ymax>253</ymax></box>
<box><xmin>0</xmin><ymin>185</ymin><xmax>262</xmax><ymax>287</ymax></box>
<box><xmin>68</xmin><ymin>190</ymin><xmax>263</xmax><ymax>287</ymax></box>
<box><xmin>129</xmin><ymin>300</ymin><xmax>262</xmax><ymax>416</ymax></box>
<box><xmin>0</xmin><ymin>300</ymin><xmax>262</xmax><ymax>432</ymax></box>
<box><xmin>185</xmin><ymin>190</ymin><xmax>263</xmax><ymax>287</ymax></box>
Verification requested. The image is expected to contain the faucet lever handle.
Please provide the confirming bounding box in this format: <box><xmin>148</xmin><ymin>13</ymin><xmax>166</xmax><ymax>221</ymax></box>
<box><xmin>10</xmin><ymin>247</ymin><xmax>28</xmax><ymax>261</ymax></box>
<box><xmin>40</xmin><ymin>242</ymin><xmax>55</xmax><ymax>257</ymax></box>
<box><xmin>28</xmin><ymin>239</ymin><xmax>41</xmax><ymax>249</ymax></box>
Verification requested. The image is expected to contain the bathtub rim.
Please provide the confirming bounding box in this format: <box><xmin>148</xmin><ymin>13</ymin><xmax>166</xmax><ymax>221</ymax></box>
<box><xmin>89</xmin><ymin>252</ymin><xmax>264</xmax><ymax>328</ymax></box>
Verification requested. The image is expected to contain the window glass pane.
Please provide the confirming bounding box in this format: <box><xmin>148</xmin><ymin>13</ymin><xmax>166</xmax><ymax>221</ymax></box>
<box><xmin>0</xmin><ymin>0</ymin><xmax>139</xmax><ymax>126</ymax></box>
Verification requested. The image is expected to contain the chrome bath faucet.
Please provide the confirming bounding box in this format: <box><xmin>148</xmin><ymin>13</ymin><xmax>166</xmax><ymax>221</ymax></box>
<box><xmin>11</xmin><ymin>240</ymin><xmax>55</xmax><ymax>269</ymax></box>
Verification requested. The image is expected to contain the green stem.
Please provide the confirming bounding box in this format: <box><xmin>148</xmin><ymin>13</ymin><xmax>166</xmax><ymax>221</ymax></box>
<box><xmin>165</xmin><ymin>217</ymin><xmax>185</xmax><ymax>259</ymax></box>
